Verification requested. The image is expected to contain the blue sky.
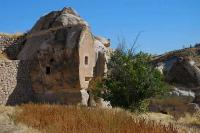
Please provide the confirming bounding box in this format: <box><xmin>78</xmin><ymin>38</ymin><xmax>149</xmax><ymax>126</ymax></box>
<box><xmin>0</xmin><ymin>0</ymin><xmax>199</xmax><ymax>54</ymax></box>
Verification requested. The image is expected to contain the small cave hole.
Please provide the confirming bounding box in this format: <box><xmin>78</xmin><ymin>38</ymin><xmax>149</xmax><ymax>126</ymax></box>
<box><xmin>46</xmin><ymin>67</ymin><xmax>51</xmax><ymax>75</ymax></box>
<box><xmin>50</xmin><ymin>58</ymin><xmax>54</xmax><ymax>63</ymax></box>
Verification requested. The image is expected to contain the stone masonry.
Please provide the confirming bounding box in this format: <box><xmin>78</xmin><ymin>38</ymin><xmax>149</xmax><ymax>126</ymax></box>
<box><xmin>0</xmin><ymin>60</ymin><xmax>32</xmax><ymax>105</ymax></box>
<box><xmin>0</xmin><ymin>34</ymin><xmax>25</xmax><ymax>59</ymax></box>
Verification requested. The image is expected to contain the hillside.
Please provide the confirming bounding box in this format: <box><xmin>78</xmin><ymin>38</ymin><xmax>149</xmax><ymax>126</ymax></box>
<box><xmin>153</xmin><ymin>45</ymin><xmax>200</xmax><ymax>66</ymax></box>
<box><xmin>153</xmin><ymin>45</ymin><xmax>200</xmax><ymax>88</ymax></box>
<box><xmin>149</xmin><ymin>45</ymin><xmax>200</xmax><ymax>116</ymax></box>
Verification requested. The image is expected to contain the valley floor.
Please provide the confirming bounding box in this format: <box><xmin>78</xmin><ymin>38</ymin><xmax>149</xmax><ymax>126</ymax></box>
<box><xmin>0</xmin><ymin>104</ymin><xmax>199</xmax><ymax>133</ymax></box>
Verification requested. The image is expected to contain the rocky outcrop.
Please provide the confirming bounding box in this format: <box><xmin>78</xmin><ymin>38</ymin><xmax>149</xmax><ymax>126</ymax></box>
<box><xmin>95</xmin><ymin>36</ymin><xmax>110</xmax><ymax>47</ymax></box>
<box><xmin>155</xmin><ymin>54</ymin><xmax>200</xmax><ymax>87</ymax></box>
<box><xmin>165</xmin><ymin>58</ymin><xmax>200</xmax><ymax>87</ymax></box>
<box><xmin>0</xmin><ymin>7</ymin><xmax>111</xmax><ymax>106</ymax></box>
<box><xmin>29</xmin><ymin>7</ymin><xmax>88</xmax><ymax>34</ymax></box>
<box><xmin>16</xmin><ymin>7</ymin><xmax>110</xmax><ymax>105</ymax></box>
<box><xmin>154</xmin><ymin>50</ymin><xmax>200</xmax><ymax>109</ymax></box>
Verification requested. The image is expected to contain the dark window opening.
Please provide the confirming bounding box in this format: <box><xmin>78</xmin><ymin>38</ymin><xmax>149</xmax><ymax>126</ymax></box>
<box><xmin>46</xmin><ymin>67</ymin><xmax>51</xmax><ymax>75</ymax></box>
<box><xmin>50</xmin><ymin>58</ymin><xmax>54</xmax><ymax>63</ymax></box>
<box><xmin>52</xmin><ymin>48</ymin><xmax>55</xmax><ymax>54</ymax></box>
<box><xmin>85</xmin><ymin>56</ymin><xmax>88</xmax><ymax>65</ymax></box>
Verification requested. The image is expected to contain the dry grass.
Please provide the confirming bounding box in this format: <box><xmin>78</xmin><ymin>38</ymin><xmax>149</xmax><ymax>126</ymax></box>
<box><xmin>178</xmin><ymin>112</ymin><xmax>200</xmax><ymax>126</ymax></box>
<box><xmin>140</xmin><ymin>112</ymin><xmax>174</xmax><ymax>124</ymax></box>
<box><xmin>0</xmin><ymin>105</ymin><xmax>39</xmax><ymax>133</ymax></box>
<box><xmin>14</xmin><ymin>104</ymin><xmax>179</xmax><ymax>133</ymax></box>
<box><xmin>141</xmin><ymin>112</ymin><xmax>200</xmax><ymax>133</ymax></box>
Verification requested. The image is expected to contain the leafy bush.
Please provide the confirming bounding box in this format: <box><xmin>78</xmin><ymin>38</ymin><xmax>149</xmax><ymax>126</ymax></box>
<box><xmin>94</xmin><ymin>48</ymin><xmax>169</xmax><ymax>112</ymax></box>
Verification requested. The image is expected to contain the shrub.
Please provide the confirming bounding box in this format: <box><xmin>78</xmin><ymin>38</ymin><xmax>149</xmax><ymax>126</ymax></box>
<box><xmin>94</xmin><ymin>48</ymin><xmax>169</xmax><ymax>112</ymax></box>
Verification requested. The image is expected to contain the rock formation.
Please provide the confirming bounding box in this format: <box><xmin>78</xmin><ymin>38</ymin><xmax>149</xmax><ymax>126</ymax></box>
<box><xmin>152</xmin><ymin>47</ymin><xmax>200</xmax><ymax>113</ymax></box>
<box><xmin>18</xmin><ymin>7</ymin><xmax>111</xmax><ymax>105</ymax></box>
<box><xmin>0</xmin><ymin>7</ymin><xmax>111</xmax><ymax>105</ymax></box>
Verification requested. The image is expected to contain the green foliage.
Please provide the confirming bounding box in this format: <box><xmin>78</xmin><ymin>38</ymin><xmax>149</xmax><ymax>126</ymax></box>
<box><xmin>95</xmin><ymin>48</ymin><xmax>169</xmax><ymax>112</ymax></box>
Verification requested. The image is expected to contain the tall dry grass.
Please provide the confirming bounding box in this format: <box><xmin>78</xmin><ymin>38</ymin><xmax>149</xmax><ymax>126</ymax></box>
<box><xmin>178</xmin><ymin>112</ymin><xmax>200</xmax><ymax>126</ymax></box>
<box><xmin>14</xmin><ymin>104</ymin><xmax>178</xmax><ymax>133</ymax></box>
<box><xmin>0</xmin><ymin>105</ymin><xmax>39</xmax><ymax>133</ymax></box>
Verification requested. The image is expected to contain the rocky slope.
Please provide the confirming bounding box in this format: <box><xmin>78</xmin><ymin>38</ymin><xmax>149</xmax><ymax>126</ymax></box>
<box><xmin>151</xmin><ymin>46</ymin><xmax>200</xmax><ymax>114</ymax></box>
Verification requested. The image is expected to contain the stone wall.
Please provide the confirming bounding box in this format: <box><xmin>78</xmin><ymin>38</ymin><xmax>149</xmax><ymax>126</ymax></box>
<box><xmin>0</xmin><ymin>45</ymin><xmax>8</xmax><ymax>52</ymax></box>
<box><xmin>0</xmin><ymin>34</ymin><xmax>25</xmax><ymax>59</ymax></box>
<box><xmin>0</xmin><ymin>60</ymin><xmax>33</xmax><ymax>105</ymax></box>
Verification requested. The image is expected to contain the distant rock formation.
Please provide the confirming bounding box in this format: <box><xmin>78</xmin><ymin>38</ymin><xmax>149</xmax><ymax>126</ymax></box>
<box><xmin>152</xmin><ymin>47</ymin><xmax>200</xmax><ymax>113</ymax></box>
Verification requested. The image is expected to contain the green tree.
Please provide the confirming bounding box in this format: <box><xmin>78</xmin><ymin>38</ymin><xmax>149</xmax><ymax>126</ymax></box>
<box><xmin>95</xmin><ymin>48</ymin><xmax>169</xmax><ymax>112</ymax></box>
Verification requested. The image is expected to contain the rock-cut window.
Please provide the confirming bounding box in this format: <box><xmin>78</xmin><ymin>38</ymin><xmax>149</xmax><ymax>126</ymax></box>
<box><xmin>46</xmin><ymin>67</ymin><xmax>51</xmax><ymax>75</ymax></box>
<box><xmin>85</xmin><ymin>56</ymin><xmax>88</xmax><ymax>65</ymax></box>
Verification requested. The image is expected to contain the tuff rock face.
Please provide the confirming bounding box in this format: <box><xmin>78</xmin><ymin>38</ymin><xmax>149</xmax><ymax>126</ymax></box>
<box><xmin>30</xmin><ymin>7</ymin><xmax>88</xmax><ymax>34</ymax></box>
<box><xmin>17</xmin><ymin>7</ymin><xmax>111</xmax><ymax>105</ymax></box>
<box><xmin>152</xmin><ymin>49</ymin><xmax>200</xmax><ymax>113</ymax></box>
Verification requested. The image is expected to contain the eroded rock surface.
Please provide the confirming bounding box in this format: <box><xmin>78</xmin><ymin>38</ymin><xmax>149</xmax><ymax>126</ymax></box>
<box><xmin>16</xmin><ymin>7</ymin><xmax>111</xmax><ymax>105</ymax></box>
<box><xmin>0</xmin><ymin>7</ymin><xmax>111</xmax><ymax>106</ymax></box>
<box><xmin>153</xmin><ymin>49</ymin><xmax>200</xmax><ymax>111</ymax></box>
